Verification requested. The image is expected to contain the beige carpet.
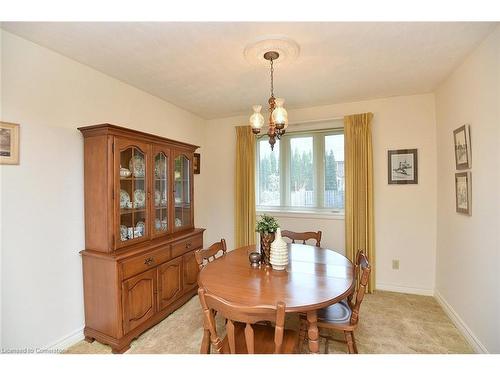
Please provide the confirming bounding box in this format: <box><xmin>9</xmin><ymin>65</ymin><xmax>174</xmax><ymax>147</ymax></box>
<box><xmin>66</xmin><ymin>291</ymin><xmax>473</xmax><ymax>354</ymax></box>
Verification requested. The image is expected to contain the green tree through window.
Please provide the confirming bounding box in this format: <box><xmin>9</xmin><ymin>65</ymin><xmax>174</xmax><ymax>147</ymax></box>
<box><xmin>257</xmin><ymin>129</ymin><xmax>344</xmax><ymax>212</ymax></box>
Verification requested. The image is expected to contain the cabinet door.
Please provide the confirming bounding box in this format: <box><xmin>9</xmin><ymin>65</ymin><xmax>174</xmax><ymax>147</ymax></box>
<box><xmin>172</xmin><ymin>151</ymin><xmax>194</xmax><ymax>232</ymax></box>
<box><xmin>151</xmin><ymin>145</ymin><xmax>171</xmax><ymax>237</ymax></box>
<box><xmin>122</xmin><ymin>269</ymin><xmax>157</xmax><ymax>334</ymax></box>
<box><xmin>182</xmin><ymin>250</ymin><xmax>199</xmax><ymax>291</ymax></box>
<box><xmin>157</xmin><ymin>257</ymin><xmax>183</xmax><ymax>311</ymax></box>
<box><xmin>115</xmin><ymin>137</ymin><xmax>151</xmax><ymax>249</ymax></box>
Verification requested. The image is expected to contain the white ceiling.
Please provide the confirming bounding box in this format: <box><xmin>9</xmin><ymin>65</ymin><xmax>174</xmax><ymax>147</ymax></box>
<box><xmin>2</xmin><ymin>22</ymin><xmax>497</xmax><ymax>119</ymax></box>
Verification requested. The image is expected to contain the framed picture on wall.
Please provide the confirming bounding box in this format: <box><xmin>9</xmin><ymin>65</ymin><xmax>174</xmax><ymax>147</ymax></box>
<box><xmin>455</xmin><ymin>172</ymin><xmax>472</xmax><ymax>215</ymax></box>
<box><xmin>0</xmin><ymin>121</ymin><xmax>20</xmax><ymax>165</ymax></box>
<box><xmin>453</xmin><ymin>124</ymin><xmax>471</xmax><ymax>169</ymax></box>
<box><xmin>193</xmin><ymin>152</ymin><xmax>200</xmax><ymax>174</ymax></box>
<box><xmin>388</xmin><ymin>149</ymin><xmax>418</xmax><ymax>184</ymax></box>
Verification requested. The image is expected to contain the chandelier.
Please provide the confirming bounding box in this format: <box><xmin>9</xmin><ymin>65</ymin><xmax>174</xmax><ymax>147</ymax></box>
<box><xmin>249</xmin><ymin>51</ymin><xmax>288</xmax><ymax>150</ymax></box>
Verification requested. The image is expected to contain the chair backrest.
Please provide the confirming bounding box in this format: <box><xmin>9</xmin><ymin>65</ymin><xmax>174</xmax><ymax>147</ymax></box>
<box><xmin>195</xmin><ymin>239</ymin><xmax>227</xmax><ymax>270</ymax></box>
<box><xmin>349</xmin><ymin>252</ymin><xmax>371</xmax><ymax>326</ymax></box>
<box><xmin>198</xmin><ymin>287</ymin><xmax>286</xmax><ymax>354</ymax></box>
<box><xmin>348</xmin><ymin>249</ymin><xmax>365</xmax><ymax>305</ymax></box>
<box><xmin>281</xmin><ymin>230</ymin><xmax>322</xmax><ymax>247</ymax></box>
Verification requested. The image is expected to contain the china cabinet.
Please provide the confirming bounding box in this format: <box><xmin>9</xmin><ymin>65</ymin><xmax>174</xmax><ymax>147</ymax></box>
<box><xmin>78</xmin><ymin>124</ymin><xmax>204</xmax><ymax>353</ymax></box>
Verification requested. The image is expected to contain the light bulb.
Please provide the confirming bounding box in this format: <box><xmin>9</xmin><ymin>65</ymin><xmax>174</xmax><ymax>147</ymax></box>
<box><xmin>272</xmin><ymin>98</ymin><xmax>288</xmax><ymax>128</ymax></box>
<box><xmin>249</xmin><ymin>105</ymin><xmax>264</xmax><ymax>134</ymax></box>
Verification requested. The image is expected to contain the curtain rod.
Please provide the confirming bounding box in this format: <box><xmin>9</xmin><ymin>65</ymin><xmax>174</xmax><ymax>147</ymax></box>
<box><xmin>237</xmin><ymin>116</ymin><xmax>343</xmax><ymax>129</ymax></box>
<box><xmin>287</xmin><ymin>116</ymin><xmax>343</xmax><ymax>126</ymax></box>
<box><xmin>255</xmin><ymin>116</ymin><xmax>343</xmax><ymax>139</ymax></box>
<box><xmin>256</xmin><ymin>127</ymin><xmax>343</xmax><ymax>140</ymax></box>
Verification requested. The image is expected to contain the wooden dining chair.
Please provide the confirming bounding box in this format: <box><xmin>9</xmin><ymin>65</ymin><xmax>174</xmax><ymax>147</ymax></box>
<box><xmin>195</xmin><ymin>239</ymin><xmax>227</xmax><ymax>270</ymax></box>
<box><xmin>298</xmin><ymin>251</ymin><xmax>371</xmax><ymax>354</ymax></box>
<box><xmin>297</xmin><ymin>249</ymin><xmax>364</xmax><ymax>351</ymax></box>
<box><xmin>281</xmin><ymin>230</ymin><xmax>322</xmax><ymax>247</ymax></box>
<box><xmin>347</xmin><ymin>249</ymin><xmax>365</xmax><ymax>306</ymax></box>
<box><xmin>198</xmin><ymin>287</ymin><xmax>299</xmax><ymax>354</ymax></box>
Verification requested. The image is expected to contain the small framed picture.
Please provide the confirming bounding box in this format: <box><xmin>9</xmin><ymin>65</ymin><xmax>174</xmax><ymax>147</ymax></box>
<box><xmin>193</xmin><ymin>152</ymin><xmax>200</xmax><ymax>174</ymax></box>
<box><xmin>455</xmin><ymin>172</ymin><xmax>472</xmax><ymax>215</ymax></box>
<box><xmin>453</xmin><ymin>124</ymin><xmax>471</xmax><ymax>169</ymax></box>
<box><xmin>0</xmin><ymin>122</ymin><xmax>20</xmax><ymax>165</ymax></box>
<box><xmin>388</xmin><ymin>149</ymin><xmax>418</xmax><ymax>184</ymax></box>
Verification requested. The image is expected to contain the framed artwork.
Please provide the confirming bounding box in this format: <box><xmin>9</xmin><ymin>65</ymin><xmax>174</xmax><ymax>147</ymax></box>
<box><xmin>453</xmin><ymin>124</ymin><xmax>471</xmax><ymax>169</ymax></box>
<box><xmin>193</xmin><ymin>152</ymin><xmax>200</xmax><ymax>174</ymax></box>
<box><xmin>0</xmin><ymin>122</ymin><xmax>20</xmax><ymax>165</ymax></box>
<box><xmin>455</xmin><ymin>172</ymin><xmax>472</xmax><ymax>215</ymax></box>
<box><xmin>388</xmin><ymin>149</ymin><xmax>418</xmax><ymax>184</ymax></box>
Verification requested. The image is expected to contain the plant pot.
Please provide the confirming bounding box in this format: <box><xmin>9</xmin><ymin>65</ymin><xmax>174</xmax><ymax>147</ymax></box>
<box><xmin>259</xmin><ymin>232</ymin><xmax>275</xmax><ymax>265</ymax></box>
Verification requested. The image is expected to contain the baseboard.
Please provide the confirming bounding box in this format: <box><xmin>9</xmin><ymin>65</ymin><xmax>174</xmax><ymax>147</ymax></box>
<box><xmin>376</xmin><ymin>283</ymin><xmax>434</xmax><ymax>296</ymax></box>
<box><xmin>44</xmin><ymin>326</ymin><xmax>84</xmax><ymax>352</ymax></box>
<box><xmin>434</xmin><ymin>290</ymin><xmax>488</xmax><ymax>354</ymax></box>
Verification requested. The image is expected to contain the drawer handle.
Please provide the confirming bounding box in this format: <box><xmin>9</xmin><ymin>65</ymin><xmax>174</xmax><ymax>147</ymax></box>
<box><xmin>185</xmin><ymin>242</ymin><xmax>192</xmax><ymax>249</ymax></box>
<box><xmin>144</xmin><ymin>257</ymin><xmax>155</xmax><ymax>265</ymax></box>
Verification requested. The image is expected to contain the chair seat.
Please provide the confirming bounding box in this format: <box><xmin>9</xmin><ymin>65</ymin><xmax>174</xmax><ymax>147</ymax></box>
<box><xmin>221</xmin><ymin>323</ymin><xmax>298</xmax><ymax>354</ymax></box>
<box><xmin>317</xmin><ymin>300</ymin><xmax>352</xmax><ymax>325</ymax></box>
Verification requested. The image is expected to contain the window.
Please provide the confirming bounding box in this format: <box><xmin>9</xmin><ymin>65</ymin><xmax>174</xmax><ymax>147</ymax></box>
<box><xmin>256</xmin><ymin>127</ymin><xmax>344</xmax><ymax>214</ymax></box>
<box><xmin>258</xmin><ymin>139</ymin><xmax>280</xmax><ymax>206</ymax></box>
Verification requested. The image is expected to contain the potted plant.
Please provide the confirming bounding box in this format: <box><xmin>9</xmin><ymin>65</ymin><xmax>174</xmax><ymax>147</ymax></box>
<box><xmin>256</xmin><ymin>214</ymin><xmax>279</xmax><ymax>265</ymax></box>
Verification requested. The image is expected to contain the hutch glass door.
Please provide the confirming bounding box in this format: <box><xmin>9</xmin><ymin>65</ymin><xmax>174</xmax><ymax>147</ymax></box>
<box><xmin>173</xmin><ymin>153</ymin><xmax>192</xmax><ymax>230</ymax></box>
<box><xmin>118</xmin><ymin>142</ymin><xmax>149</xmax><ymax>246</ymax></box>
<box><xmin>153</xmin><ymin>150</ymin><xmax>169</xmax><ymax>236</ymax></box>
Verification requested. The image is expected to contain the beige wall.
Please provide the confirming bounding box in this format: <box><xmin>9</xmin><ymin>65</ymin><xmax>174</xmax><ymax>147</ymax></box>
<box><xmin>0</xmin><ymin>30</ymin><xmax>208</xmax><ymax>349</ymax></box>
<box><xmin>435</xmin><ymin>26</ymin><xmax>500</xmax><ymax>353</ymax></box>
<box><xmin>205</xmin><ymin>93</ymin><xmax>437</xmax><ymax>295</ymax></box>
<box><xmin>0</xmin><ymin>29</ymin><xmax>3</xmax><ymax>350</ymax></box>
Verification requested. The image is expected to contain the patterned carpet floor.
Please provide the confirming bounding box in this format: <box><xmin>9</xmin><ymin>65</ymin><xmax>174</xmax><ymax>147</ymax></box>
<box><xmin>66</xmin><ymin>291</ymin><xmax>473</xmax><ymax>354</ymax></box>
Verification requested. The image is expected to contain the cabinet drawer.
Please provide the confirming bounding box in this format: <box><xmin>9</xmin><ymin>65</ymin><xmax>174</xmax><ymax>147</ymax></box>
<box><xmin>122</xmin><ymin>246</ymin><xmax>171</xmax><ymax>280</ymax></box>
<box><xmin>171</xmin><ymin>234</ymin><xmax>203</xmax><ymax>258</ymax></box>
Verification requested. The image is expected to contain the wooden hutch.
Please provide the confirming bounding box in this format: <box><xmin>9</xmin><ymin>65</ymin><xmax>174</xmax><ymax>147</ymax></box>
<box><xmin>79</xmin><ymin>124</ymin><xmax>204</xmax><ymax>353</ymax></box>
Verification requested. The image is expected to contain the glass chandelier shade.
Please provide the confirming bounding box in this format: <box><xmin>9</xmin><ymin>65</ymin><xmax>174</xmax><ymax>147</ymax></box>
<box><xmin>250</xmin><ymin>105</ymin><xmax>265</xmax><ymax>134</ymax></box>
<box><xmin>271</xmin><ymin>98</ymin><xmax>288</xmax><ymax>129</ymax></box>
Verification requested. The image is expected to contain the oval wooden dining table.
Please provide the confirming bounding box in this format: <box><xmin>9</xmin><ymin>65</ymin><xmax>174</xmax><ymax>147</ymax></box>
<box><xmin>197</xmin><ymin>243</ymin><xmax>355</xmax><ymax>354</ymax></box>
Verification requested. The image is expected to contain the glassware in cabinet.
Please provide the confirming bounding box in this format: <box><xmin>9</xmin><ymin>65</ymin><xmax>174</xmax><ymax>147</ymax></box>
<box><xmin>173</xmin><ymin>153</ymin><xmax>192</xmax><ymax>231</ymax></box>
<box><xmin>153</xmin><ymin>149</ymin><xmax>169</xmax><ymax>236</ymax></box>
<box><xmin>116</xmin><ymin>140</ymin><xmax>150</xmax><ymax>247</ymax></box>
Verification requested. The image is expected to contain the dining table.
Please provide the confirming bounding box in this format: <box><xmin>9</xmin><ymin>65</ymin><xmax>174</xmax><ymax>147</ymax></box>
<box><xmin>197</xmin><ymin>243</ymin><xmax>355</xmax><ymax>354</ymax></box>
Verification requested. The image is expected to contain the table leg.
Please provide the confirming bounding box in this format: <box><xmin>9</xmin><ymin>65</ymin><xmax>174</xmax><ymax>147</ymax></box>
<box><xmin>307</xmin><ymin>310</ymin><xmax>319</xmax><ymax>354</ymax></box>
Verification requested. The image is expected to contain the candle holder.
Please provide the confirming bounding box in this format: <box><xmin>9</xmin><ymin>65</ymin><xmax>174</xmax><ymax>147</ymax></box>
<box><xmin>249</xmin><ymin>252</ymin><xmax>262</xmax><ymax>268</ymax></box>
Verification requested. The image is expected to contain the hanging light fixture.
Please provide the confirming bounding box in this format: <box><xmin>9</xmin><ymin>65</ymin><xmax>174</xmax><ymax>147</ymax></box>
<box><xmin>249</xmin><ymin>51</ymin><xmax>288</xmax><ymax>150</ymax></box>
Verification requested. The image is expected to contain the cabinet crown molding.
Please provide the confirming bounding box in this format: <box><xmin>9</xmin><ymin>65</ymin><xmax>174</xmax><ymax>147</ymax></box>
<box><xmin>78</xmin><ymin>123</ymin><xmax>200</xmax><ymax>152</ymax></box>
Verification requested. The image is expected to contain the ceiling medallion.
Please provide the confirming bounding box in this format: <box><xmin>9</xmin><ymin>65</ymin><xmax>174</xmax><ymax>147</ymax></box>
<box><xmin>243</xmin><ymin>35</ymin><xmax>300</xmax><ymax>66</ymax></box>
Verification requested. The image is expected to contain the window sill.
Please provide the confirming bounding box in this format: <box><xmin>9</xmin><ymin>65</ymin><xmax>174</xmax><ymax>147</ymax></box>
<box><xmin>256</xmin><ymin>209</ymin><xmax>345</xmax><ymax>221</ymax></box>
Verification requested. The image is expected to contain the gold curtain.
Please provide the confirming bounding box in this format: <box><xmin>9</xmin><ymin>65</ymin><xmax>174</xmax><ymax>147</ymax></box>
<box><xmin>344</xmin><ymin>113</ymin><xmax>375</xmax><ymax>292</ymax></box>
<box><xmin>235</xmin><ymin>126</ymin><xmax>256</xmax><ymax>247</ymax></box>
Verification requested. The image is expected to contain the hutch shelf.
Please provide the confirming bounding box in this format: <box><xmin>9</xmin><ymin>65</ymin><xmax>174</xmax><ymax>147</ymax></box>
<box><xmin>79</xmin><ymin>124</ymin><xmax>204</xmax><ymax>353</ymax></box>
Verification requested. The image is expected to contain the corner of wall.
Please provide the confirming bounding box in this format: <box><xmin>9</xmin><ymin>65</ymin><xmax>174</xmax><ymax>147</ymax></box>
<box><xmin>0</xmin><ymin>27</ymin><xmax>4</xmax><ymax>350</ymax></box>
<box><xmin>434</xmin><ymin>290</ymin><xmax>489</xmax><ymax>353</ymax></box>
<box><xmin>433</xmin><ymin>25</ymin><xmax>500</xmax><ymax>354</ymax></box>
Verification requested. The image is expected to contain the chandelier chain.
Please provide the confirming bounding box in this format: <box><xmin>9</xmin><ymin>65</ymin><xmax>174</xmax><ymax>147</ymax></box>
<box><xmin>270</xmin><ymin>58</ymin><xmax>274</xmax><ymax>98</ymax></box>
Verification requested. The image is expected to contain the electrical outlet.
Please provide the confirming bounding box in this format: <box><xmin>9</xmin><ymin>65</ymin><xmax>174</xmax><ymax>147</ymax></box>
<box><xmin>392</xmin><ymin>259</ymin><xmax>400</xmax><ymax>270</ymax></box>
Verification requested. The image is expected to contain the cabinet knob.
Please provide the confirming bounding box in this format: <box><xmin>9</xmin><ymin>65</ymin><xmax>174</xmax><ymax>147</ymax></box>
<box><xmin>144</xmin><ymin>257</ymin><xmax>154</xmax><ymax>265</ymax></box>
<box><xmin>185</xmin><ymin>242</ymin><xmax>192</xmax><ymax>249</ymax></box>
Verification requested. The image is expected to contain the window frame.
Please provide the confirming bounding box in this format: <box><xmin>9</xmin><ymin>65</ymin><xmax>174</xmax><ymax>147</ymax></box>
<box><xmin>255</xmin><ymin>126</ymin><xmax>345</xmax><ymax>216</ymax></box>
